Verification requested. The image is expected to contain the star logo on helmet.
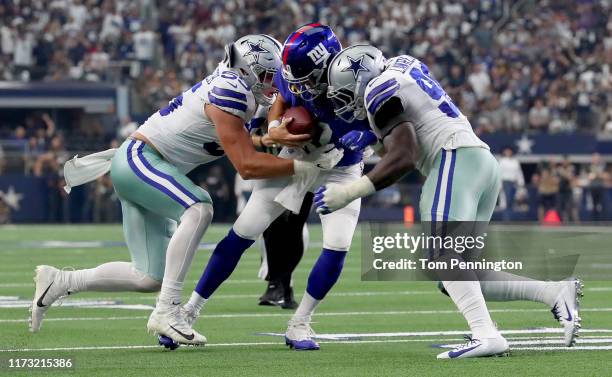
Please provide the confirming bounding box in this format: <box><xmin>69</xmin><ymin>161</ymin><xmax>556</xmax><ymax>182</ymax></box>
<box><xmin>243</xmin><ymin>41</ymin><xmax>269</xmax><ymax>63</ymax></box>
<box><xmin>341</xmin><ymin>55</ymin><xmax>369</xmax><ymax>80</ymax></box>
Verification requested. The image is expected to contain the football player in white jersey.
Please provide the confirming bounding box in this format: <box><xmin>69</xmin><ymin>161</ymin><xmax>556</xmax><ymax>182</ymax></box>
<box><xmin>316</xmin><ymin>45</ymin><xmax>582</xmax><ymax>358</ymax></box>
<box><xmin>30</xmin><ymin>34</ymin><xmax>342</xmax><ymax>346</ymax></box>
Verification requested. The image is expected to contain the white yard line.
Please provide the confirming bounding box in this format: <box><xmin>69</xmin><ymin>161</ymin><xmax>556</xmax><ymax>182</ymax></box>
<box><xmin>2</xmin><ymin>337</ymin><xmax>612</xmax><ymax>353</ymax></box>
<box><xmin>3</xmin><ymin>308</ymin><xmax>612</xmax><ymax>323</ymax></box>
<box><xmin>0</xmin><ymin>279</ymin><xmax>264</xmax><ymax>288</ymax></box>
<box><xmin>511</xmin><ymin>346</ymin><xmax>612</xmax><ymax>350</ymax></box>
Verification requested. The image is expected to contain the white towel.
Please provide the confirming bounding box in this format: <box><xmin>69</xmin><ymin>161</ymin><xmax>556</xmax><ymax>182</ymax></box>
<box><xmin>274</xmin><ymin>169</ymin><xmax>319</xmax><ymax>214</ymax></box>
<box><xmin>273</xmin><ymin>146</ymin><xmax>320</xmax><ymax>214</ymax></box>
<box><xmin>63</xmin><ymin>148</ymin><xmax>117</xmax><ymax>193</ymax></box>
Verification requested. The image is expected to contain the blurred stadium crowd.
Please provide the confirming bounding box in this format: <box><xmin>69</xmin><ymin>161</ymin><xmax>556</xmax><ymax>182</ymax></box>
<box><xmin>0</xmin><ymin>0</ymin><xmax>611</xmax><ymax>223</ymax></box>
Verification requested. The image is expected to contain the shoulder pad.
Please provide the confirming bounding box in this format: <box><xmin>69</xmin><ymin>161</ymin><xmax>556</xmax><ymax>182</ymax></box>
<box><xmin>204</xmin><ymin>70</ymin><xmax>255</xmax><ymax>121</ymax></box>
<box><xmin>364</xmin><ymin>71</ymin><xmax>402</xmax><ymax>117</ymax></box>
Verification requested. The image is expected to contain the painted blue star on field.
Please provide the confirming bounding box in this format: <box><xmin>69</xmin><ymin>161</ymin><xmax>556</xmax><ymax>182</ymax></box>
<box><xmin>341</xmin><ymin>55</ymin><xmax>369</xmax><ymax>79</ymax></box>
<box><xmin>243</xmin><ymin>41</ymin><xmax>269</xmax><ymax>62</ymax></box>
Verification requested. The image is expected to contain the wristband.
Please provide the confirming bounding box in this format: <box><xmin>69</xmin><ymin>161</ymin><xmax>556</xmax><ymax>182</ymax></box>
<box><xmin>268</xmin><ymin>119</ymin><xmax>281</xmax><ymax>129</ymax></box>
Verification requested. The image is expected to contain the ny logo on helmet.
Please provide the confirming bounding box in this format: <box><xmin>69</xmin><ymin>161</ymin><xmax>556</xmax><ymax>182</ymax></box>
<box><xmin>307</xmin><ymin>43</ymin><xmax>330</xmax><ymax>65</ymax></box>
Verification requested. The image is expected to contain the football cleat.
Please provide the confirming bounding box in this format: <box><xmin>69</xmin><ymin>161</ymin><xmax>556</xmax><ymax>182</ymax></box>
<box><xmin>30</xmin><ymin>265</ymin><xmax>72</xmax><ymax>332</ymax></box>
<box><xmin>157</xmin><ymin>304</ymin><xmax>201</xmax><ymax>350</ymax></box>
<box><xmin>437</xmin><ymin>335</ymin><xmax>509</xmax><ymax>359</ymax></box>
<box><xmin>285</xmin><ymin>318</ymin><xmax>320</xmax><ymax>350</ymax></box>
<box><xmin>147</xmin><ymin>304</ymin><xmax>206</xmax><ymax>346</ymax></box>
<box><xmin>259</xmin><ymin>280</ymin><xmax>284</xmax><ymax>307</ymax></box>
<box><xmin>158</xmin><ymin>334</ymin><xmax>180</xmax><ymax>350</ymax></box>
<box><xmin>551</xmin><ymin>278</ymin><xmax>583</xmax><ymax>347</ymax></box>
<box><xmin>280</xmin><ymin>286</ymin><xmax>298</xmax><ymax>310</ymax></box>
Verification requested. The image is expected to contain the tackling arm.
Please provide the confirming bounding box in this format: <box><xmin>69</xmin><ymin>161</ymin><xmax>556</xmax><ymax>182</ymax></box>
<box><xmin>366</xmin><ymin>122</ymin><xmax>418</xmax><ymax>190</ymax></box>
<box><xmin>314</xmin><ymin>98</ymin><xmax>419</xmax><ymax>214</ymax></box>
<box><xmin>206</xmin><ymin>104</ymin><xmax>294</xmax><ymax>179</ymax></box>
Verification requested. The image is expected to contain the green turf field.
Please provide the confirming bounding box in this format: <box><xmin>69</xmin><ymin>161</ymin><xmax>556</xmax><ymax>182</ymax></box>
<box><xmin>1</xmin><ymin>224</ymin><xmax>611</xmax><ymax>376</ymax></box>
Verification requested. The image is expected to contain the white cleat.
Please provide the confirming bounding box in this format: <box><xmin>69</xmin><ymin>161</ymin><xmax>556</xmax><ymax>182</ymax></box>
<box><xmin>30</xmin><ymin>265</ymin><xmax>72</xmax><ymax>332</ymax></box>
<box><xmin>181</xmin><ymin>303</ymin><xmax>200</xmax><ymax>327</ymax></box>
<box><xmin>551</xmin><ymin>278</ymin><xmax>583</xmax><ymax>347</ymax></box>
<box><xmin>437</xmin><ymin>335</ymin><xmax>509</xmax><ymax>359</ymax></box>
<box><xmin>147</xmin><ymin>304</ymin><xmax>207</xmax><ymax>346</ymax></box>
<box><xmin>285</xmin><ymin>318</ymin><xmax>320</xmax><ymax>350</ymax></box>
<box><xmin>157</xmin><ymin>304</ymin><xmax>201</xmax><ymax>350</ymax></box>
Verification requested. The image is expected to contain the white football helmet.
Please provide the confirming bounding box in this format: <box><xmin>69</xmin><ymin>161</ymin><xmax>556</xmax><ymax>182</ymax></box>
<box><xmin>222</xmin><ymin>34</ymin><xmax>282</xmax><ymax>106</ymax></box>
<box><xmin>327</xmin><ymin>44</ymin><xmax>386</xmax><ymax>122</ymax></box>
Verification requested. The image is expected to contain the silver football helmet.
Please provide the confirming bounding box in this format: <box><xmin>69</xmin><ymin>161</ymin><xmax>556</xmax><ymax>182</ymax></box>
<box><xmin>327</xmin><ymin>44</ymin><xmax>386</xmax><ymax>122</ymax></box>
<box><xmin>222</xmin><ymin>34</ymin><xmax>282</xmax><ymax>106</ymax></box>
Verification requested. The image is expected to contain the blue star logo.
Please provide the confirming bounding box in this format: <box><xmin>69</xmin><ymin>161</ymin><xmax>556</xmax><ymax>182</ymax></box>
<box><xmin>341</xmin><ymin>55</ymin><xmax>369</xmax><ymax>80</ymax></box>
<box><xmin>243</xmin><ymin>41</ymin><xmax>269</xmax><ymax>63</ymax></box>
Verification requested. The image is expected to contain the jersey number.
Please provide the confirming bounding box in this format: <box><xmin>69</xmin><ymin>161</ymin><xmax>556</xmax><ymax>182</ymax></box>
<box><xmin>409</xmin><ymin>65</ymin><xmax>460</xmax><ymax>118</ymax></box>
<box><xmin>159</xmin><ymin>95</ymin><xmax>183</xmax><ymax>116</ymax></box>
<box><xmin>159</xmin><ymin>82</ymin><xmax>207</xmax><ymax>116</ymax></box>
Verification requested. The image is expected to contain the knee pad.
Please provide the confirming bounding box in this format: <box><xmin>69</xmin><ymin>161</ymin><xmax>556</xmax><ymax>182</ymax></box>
<box><xmin>186</xmin><ymin>202</ymin><xmax>214</xmax><ymax>222</ymax></box>
<box><xmin>182</xmin><ymin>202</ymin><xmax>214</xmax><ymax>229</ymax></box>
<box><xmin>322</xmin><ymin>237</ymin><xmax>352</xmax><ymax>252</ymax></box>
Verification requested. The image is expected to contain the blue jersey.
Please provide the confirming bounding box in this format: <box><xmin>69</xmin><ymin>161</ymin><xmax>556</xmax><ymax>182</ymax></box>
<box><xmin>274</xmin><ymin>72</ymin><xmax>369</xmax><ymax>167</ymax></box>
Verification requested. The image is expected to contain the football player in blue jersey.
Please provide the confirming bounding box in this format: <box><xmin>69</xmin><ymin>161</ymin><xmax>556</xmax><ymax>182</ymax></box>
<box><xmin>315</xmin><ymin>44</ymin><xmax>583</xmax><ymax>358</ymax></box>
<box><xmin>182</xmin><ymin>24</ymin><xmax>372</xmax><ymax>350</ymax></box>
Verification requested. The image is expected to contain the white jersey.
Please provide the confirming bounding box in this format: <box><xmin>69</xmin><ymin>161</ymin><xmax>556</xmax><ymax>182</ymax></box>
<box><xmin>138</xmin><ymin>67</ymin><xmax>257</xmax><ymax>174</ymax></box>
<box><xmin>364</xmin><ymin>55</ymin><xmax>488</xmax><ymax>176</ymax></box>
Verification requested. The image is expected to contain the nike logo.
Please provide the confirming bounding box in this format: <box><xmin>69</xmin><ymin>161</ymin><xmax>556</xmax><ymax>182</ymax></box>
<box><xmin>226</xmin><ymin>82</ymin><xmax>238</xmax><ymax>89</ymax></box>
<box><xmin>448</xmin><ymin>343</ymin><xmax>481</xmax><ymax>358</ymax></box>
<box><xmin>169</xmin><ymin>325</ymin><xmax>195</xmax><ymax>341</ymax></box>
<box><xmin>36</xmin><ymin>282</ymin><xmax>54</xmax><ymax>307</ymax></box>
<box><xmin>563</xmin><ymin>302</ymin><xmax>573</xmax><ymax>322</ymax></box>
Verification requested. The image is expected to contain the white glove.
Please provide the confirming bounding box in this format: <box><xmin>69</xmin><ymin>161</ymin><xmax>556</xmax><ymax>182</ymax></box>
<box><xmin>293</xmin><ymin>146</ymin><xmax>344</xmax><ymax>177</ymax></box>
<box><xmin>314</xmin><ymin>176</ymin><xmax>376</xmax><ymax>214</ymax></box>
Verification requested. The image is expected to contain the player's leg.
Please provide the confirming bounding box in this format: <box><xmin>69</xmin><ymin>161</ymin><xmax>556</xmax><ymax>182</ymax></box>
<box><xmin>421</xmin><ymin>148</ymin><xmax>508</xmax><ymax>359</ymax></box>
<box><xmin>29</xmin><ymin>191</ymin><xmax>171</xmax><ymax>332</ymax></box>
<box><xmin>260</xmin><ymin>192</ymin><xmax>313</xmax><ymax>308</ymax></box>
<box><xmin>472</xmin><ymin>156</ymin><xmax>582</xmax><ymax>346</ymax></box>
<box><xmin>185</xmin><ymin>177</ymin><xmax>288</xmax><ymax>317</ymax></box>
<box><xmin>286</xmin><ymin>166</ymin><xmax>360</xmax><ymax>350</ymax></box>
<box><xmin>30</xmin><ymin>140</ymin><xmax>179</xmax><ymax>332</ymax></box>
<box><xmin>113</xmin><ymin>139</ymin><xmax>212</xmax><ymax>344</ymax></box>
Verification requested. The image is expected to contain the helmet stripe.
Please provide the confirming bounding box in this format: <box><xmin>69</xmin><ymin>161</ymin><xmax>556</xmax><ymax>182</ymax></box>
<box><xmin>282</xmin><ymin>23</ymin><xmax>323</xmax><ymax>65</ymax></box>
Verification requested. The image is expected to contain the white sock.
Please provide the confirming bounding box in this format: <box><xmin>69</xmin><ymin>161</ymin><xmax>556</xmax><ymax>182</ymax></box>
<box><xmin>186</xmin><ymin>291</ymin><xmax>208</xmax><ymax>313</ymax></box>
<box><xmin>65</xmin><ymin>262</ymin><xmax>160</xmax><ymax>292</ymax></box>
<box><xmin>291</xmin><ymin>291</ymin><xmax>320</xmax><ymax>322</ymax></box>
<box><xmin>478</xmin><ymin>271</ymin><xmax>562</xmax><ymax>306</ymax></box>
<box><xmin>443</xmin><ymin>280</ymin><xmax>499</xmax><ymax>339</ymax></box>
<box><xmin>158</xmin><ymin>203</ymin><xmax>212</xmax><ymax>308</ymax></box>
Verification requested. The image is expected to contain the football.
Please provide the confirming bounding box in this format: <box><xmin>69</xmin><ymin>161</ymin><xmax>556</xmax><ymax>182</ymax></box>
<box><xmin>283</xmin><ymin>106</ymin><xmax>315</xmax><ymax>135</ymax></box>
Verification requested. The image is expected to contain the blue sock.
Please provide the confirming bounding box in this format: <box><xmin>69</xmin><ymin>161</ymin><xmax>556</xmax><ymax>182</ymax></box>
<box><xmin>306</xmin><ymin>249</ymin><xmax>347</xmax><ymax>300</ymax></box>
<box><xmin>195</xmin><ymin>229</ymin><xmax>254</xmax><ymax>299</ymax></box>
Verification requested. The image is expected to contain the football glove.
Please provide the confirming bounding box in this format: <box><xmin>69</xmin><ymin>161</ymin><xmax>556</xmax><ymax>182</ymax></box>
<box><xmin>339</xmin><ymin>130</ymin><xmax>377</xmax><ymax>152</ymax></box>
